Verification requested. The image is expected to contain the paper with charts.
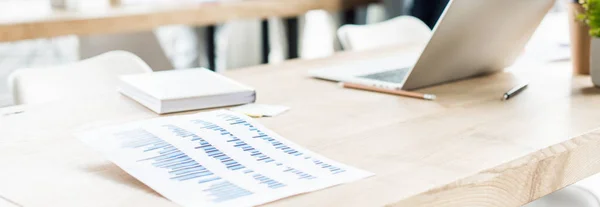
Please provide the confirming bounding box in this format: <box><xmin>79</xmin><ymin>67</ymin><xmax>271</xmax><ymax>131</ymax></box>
<box><xmin>77</xmin><ymin>110</ymin><xmax>373</xmax><ymax>207</ymax></box>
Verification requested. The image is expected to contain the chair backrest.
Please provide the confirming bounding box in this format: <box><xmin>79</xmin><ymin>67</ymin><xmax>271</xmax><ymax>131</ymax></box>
<box><xmin>8</xmin><ymin>51</ymin><xmax>152</xmax><ymax>105</ymax></box>
<box><xmin>337</xmin><ymin>16</ymin><xmax>432</xmax><ymax>51</ymax></box>
<box><xmin>79</xmin><ymin>31</ymin><xmax>173</xmax><ymax>71</ymax></box>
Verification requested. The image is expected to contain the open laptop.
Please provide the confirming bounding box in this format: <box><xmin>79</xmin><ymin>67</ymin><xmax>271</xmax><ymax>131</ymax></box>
<box><xmin>309</xmin><ymin>0</ymin><xmax>556</xmax><ymax>90</ymax></box>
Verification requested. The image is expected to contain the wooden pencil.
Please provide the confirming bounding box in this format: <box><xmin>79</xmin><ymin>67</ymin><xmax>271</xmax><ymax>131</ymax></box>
<box><xmin>340</xmin><ymin>82</ymin><xmax>436</xmax><ymax>101</ymax></box>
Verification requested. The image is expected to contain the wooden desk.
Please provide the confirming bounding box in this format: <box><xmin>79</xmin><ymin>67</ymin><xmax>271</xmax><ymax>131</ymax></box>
<box><xmin>1</xmin><ymin>47</ymin><xmax>600</xmax><ymax>207</ymax></box>
<box><xmin>0</xmin><ymin>0</ymin><xmax>377</xmax><ymax>42</ymax></box>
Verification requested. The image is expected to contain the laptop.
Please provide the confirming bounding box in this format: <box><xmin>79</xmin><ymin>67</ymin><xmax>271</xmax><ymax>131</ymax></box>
<box><xmin>309</xmin><ymin>0</ymin><xmax>556</xmax><ymax>90</ymax></box>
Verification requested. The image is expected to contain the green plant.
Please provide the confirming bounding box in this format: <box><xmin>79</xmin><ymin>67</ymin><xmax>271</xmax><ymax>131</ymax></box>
<box><xmin>579</xmin><ymin>0</ymin><xmax>600</xmax><ymax>37</ymax></box>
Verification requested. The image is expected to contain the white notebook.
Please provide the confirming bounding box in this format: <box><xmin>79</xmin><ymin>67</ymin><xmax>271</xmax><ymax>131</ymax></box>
<box><xmin>119</xmin><ymin>68</ymin><xmax>256</xmax><ymax>114</ymax></box>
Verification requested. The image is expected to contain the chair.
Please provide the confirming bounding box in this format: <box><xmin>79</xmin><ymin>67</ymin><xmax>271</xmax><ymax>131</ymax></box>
<box><xmin>337</xmin><ymin>16</ymin><xmax>432</xmax><ymax>51</ymax></box>
<box><xmin>524</xmin><ymin>185</ymin><xmax>600</xmax><ymax>207</ymax></box>
<box><xmin>8</xmin><ymin>51</ymin><xmax>152</xmax><ymax>105</ymax></box>
<box><xmin>79</xmin><ymin>31</ymin><xmax>173</xmax><ymax>71</ymax></box>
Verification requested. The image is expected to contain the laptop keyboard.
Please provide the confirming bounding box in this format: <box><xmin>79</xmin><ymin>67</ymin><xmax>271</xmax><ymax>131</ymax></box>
<box><xmin>359</xmin><ymin>67</ymin><xmax>410</xmax><ymax>84</ymax></box>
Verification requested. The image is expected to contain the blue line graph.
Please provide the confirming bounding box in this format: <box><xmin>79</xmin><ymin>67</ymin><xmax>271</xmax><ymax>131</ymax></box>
<box><xmin>116</xmin><ymin>129</ymin><xmax>253</xmax><ymax>202</ymax></box>
<box><xmin>163</xmin><ymin>125</ymin><xmax>287</xmax><ymax>189</ymax></box>
<box><xmin>192</xmin><ymin>119</ymin><xmax>316</xmax><ymax>180</ymax></box>
<box><xmin>215</xmin><ymin>113</ymin><xmax>347</xmax><ymax>175</ymax></box>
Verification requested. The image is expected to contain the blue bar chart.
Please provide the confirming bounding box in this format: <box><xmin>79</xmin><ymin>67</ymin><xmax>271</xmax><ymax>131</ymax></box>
<box><xmin>117</xmin><ymin>129</ymin><xmax>253</xmax><ymax>203</ymax></box>
<box><xmin>163</xmin><ymin>125</ymin><xmax>288</xmax><ymax>189</ymax></box>
<box><xmin>78</xmin><ymin>110</ymin><xmax>373</xmax><ymax>207</ymax></box>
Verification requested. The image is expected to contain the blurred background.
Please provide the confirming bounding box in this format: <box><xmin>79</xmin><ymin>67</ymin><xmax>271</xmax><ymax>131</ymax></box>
<box><xmin>0</xmin><ymin>0</ymin><xmax>570</xmax><ymax>107</ymax></box>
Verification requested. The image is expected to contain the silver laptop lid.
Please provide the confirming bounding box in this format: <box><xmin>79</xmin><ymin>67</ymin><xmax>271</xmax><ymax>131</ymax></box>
<box><xmin>402</xmin><ymin>0</ymin><xmax>555</xmax><ymax>90</ymax></box>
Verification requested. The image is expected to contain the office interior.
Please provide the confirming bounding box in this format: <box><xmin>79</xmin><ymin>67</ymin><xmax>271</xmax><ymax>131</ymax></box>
<box><xmin>1</xmin><ymin>0</ymin><xmax>600</xmax><ymax>207</ymax></box>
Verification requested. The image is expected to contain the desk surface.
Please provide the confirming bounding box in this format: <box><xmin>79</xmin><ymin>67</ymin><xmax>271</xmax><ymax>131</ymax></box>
<box><xmin>2</xmin><ymin>47</ymin><xmax>600</xmax><ymax>207</ymax></box>
<box><xmin>0</xmin><ymin>0</ymin><xmax>376</xmax><ymax>42</ymax></box>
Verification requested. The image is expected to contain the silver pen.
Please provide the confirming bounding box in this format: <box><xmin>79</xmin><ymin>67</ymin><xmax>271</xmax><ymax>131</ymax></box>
<box><xmin>502</xmin><ymin>83</ymin><xmax>528</xmax><ymax>101</ymax></box>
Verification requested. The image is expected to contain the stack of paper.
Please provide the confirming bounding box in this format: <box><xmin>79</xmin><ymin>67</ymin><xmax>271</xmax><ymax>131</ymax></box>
<box><xmin>119</xmin><ymin>69</ymin><xmax>256</xmax><ymax>114</ymax></box>
<box><xmin>77</xmin><ymin>110</ymin><xmax>373</xmax><ymax>207</ymax></box>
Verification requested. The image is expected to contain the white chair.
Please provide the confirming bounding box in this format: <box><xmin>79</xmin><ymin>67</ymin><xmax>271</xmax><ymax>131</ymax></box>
<box><xmin>337</xmin><ymin>16</ymin><xmax>432</xmax><ymax>51</ymax></box>
<box><xmin>8</xmin><ymin>51</ymin><xmax>152</xmax><ymax>105</ymax></box>
<box><xmin>524</xmin><ymin>173</ymin><xmax>600</xmax><ymax>207</ymax></box>
<box><xmin>524</xmin><ymin>185</ymin><xmax>600</xmax><ymax>207</ymax></box>
<box><xmin>79</xmin><ymin>31</ymin><xmax>173</xmax><ymax>71</ymax></box>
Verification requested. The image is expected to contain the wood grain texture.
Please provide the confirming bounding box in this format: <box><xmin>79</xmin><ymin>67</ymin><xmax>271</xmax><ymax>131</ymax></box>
<box><xmin>391</xmin><ymin>130</ymin><xmax>600</xmax><ymax>206</ymax></box>
<box><xmin>0</xmin><ymin>0</ymin><xmax>378</xmax><ymax>42</ymax></box>
<box><xmin>1</xmin><ymin>46</ymin><xmax>600</xmax><ymax>207</ymax></box>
